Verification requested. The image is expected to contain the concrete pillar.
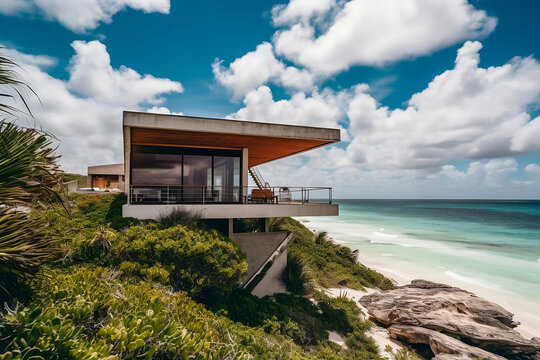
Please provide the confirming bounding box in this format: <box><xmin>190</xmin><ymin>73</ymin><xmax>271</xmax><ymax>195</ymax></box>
<box><xmin>228</xmin><ymin>218</ymin><xmax>234</xmax><ymax>238</ymax></box>
<box><xmin>86</xmin><ymin>175</ymin><xmax>92</xmax><ymax>188</ymax></box>
<box><xmin>118</xmin><ymin>175</ymin><xmax>125</xmax><ymax>192</ymax></box>
<box><xmin>259</xmin><ymin>218</ymin><xmax>271</xmax><ymax>232</ymax></box>
<box><xmin>242</xmin><ymin>147</ymin><xmax>248</xmax><ymax>202</ymax></box>
<box><xmin>123</xmin><ymin>126</ymin><xmax>131</xmax><ymax>195</ymax></box>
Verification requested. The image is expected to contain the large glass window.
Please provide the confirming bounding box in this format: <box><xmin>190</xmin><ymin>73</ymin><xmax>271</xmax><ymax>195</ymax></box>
<box><xmin>183</xmin><ymin>155</ymin><xmax>212</xmax><ymax>202</ymax></box>
<box><xmin>214</xmin><ymin>156</ymin><xmax>240</xmax><ymax>202</ymax></box>
<box><xmin>131</xmin><ymin>146</ymin><xmax>182</xmax><ymax>185</ymax></box>
<box><xmin>131</xmin><ymin>145</ymin><xmax>241</xmax><ymax>203</ymax></box>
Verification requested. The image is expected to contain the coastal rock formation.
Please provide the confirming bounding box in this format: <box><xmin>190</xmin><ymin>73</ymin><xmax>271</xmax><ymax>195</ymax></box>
<box><xmin>388</xmin><ymin>325</ymin><xmax>505</xmax><ymax>360</ymax></box>
<box><xmin>359</xmin><ymin>280</ymin><xmax>540</xmax><ymax>359</ymax></box>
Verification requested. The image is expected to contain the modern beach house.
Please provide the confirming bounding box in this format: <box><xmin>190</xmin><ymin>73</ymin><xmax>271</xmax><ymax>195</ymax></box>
<box><xmin>120</xmin><ymin>111</ymin><xmax>340</xmax><ymax>296</ymax></box>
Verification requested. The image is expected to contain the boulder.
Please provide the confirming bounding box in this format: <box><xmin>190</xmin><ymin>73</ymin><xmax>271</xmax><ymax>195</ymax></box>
<box><xmin>360</xmin><ymin>280</ymin><xmax>540</xmax><ymax>359</ymax></box>
<box><xmin>388</xmin><ymin>325</ymin><xmax>505</xmax><ymax>360</ymax></box>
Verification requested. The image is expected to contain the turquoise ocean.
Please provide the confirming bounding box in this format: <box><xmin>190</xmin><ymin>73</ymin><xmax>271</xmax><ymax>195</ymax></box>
<box><xmin>301</xmin><ymin>200</ymin><xmax>540</xmax><ymax>338</ymax></box>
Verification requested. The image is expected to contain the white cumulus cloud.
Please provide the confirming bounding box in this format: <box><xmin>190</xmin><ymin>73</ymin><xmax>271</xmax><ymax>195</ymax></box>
<box><xmin>525</xmin><ymin>164</ymin><xmax>540</xmax><ymax>177</ymax></box>
<box><xmin>67</xmin><ymin>40</ymin><xmax>182</xmax><ymax>107</ymax></box>
<box><xmin>0</xmin><ymin>0</ymin><xmax>170</xmax><ymax>32</ymax></box>
<box><xmin>147</xmin><ymin>106</ymin><xmax>183</xmax><ymax>115</ymax></box>
<box><xmin>346</xmin><ymin>41</ymin><xmax>540</xmax><ymax>170</ymax></box>
<box><xmin>3</xmin><ymin>41</ymin><xmax>183</xmax><ymax>173</ymax></box>
<box><xmin>273</xmin><ymin>0</ymin><xmax>497</xmax><ymax>74</ymax></box>
<box><xmin>272</xmin><ymin>0</ymin><xmax>335</xmax><ymax>26</ymax></box>
<box><xmin>227</xmin><ymin>40</ymin><xmax>540</xmax><ymax>198</ymax></box>
<box><xmin>212</xmin><ymin>42</ymin><xmax>314</xmax><ymax>99</ymax></box>
<box><xmin>229</xmin><ymin>85</ymin><xmax>349</xmax><ymax>135</ymax></box>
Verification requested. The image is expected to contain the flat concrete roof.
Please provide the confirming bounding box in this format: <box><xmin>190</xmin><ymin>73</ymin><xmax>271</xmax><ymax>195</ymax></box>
<box><xmin>123</xmin><ymin>111</ymin><xmax>341</xmax><ymax>141</ymax></box>
<box><xmin>88</xmin><ymin>163</ymin><xmax>124</xmax><ymax>175</ymax></box>
<box><xmin>123</xmin><ymin>111</ymin><xmax>341</xmax><ymax>166</ymax></box>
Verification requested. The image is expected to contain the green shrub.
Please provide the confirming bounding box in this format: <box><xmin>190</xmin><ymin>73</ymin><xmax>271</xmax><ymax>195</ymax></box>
<box><xmin>390</xmin><ymin>348</ymin><xmax>422</xmax><ymax>360</ymax></box>
<box><xmin>313</xmin><ymin>231</ymin><xmax>332</xmax><ymax>247</ymax></box>
<box><xmin>110</xmin><ymin>224</ymin><xmax>248</xmax><ymax>298</ymax></box>
<box><xmin>215</xmin><ymin>290</ymin><xmax>328</xmax><ymax>347</ymax></box>
<box><xmin>233</xmin><ymin>218</ymin><xmax>261</xmax><ymax>233</ymax></box>
<box><xmin>343</xmin><ymin>329</ymin><xmax>381</xmax><ymax>359</ymax></box>
<box><xmin>62</xmin><ymin>173</ymin><xmax>87</xmax><ymax>188</ymax></box>
<box><xmin>282</xmin><ymin>252</ymin><xmax>313</xmax><ymax>295</ymax></box>
<box><xmin>272</xmin><ymin>217</ymin><xmax>394</xmax><ymax>290</ymax></box>
<box><xmin>44</xmin><ymin>195</ymin><xmax>247</xmax><ymax>299</ymax></box>
<box><xmin>0</xmin><ymin>266</ymin><xmax>251</xmax><ymax>359</ymax></box>
<box><xmin>156</xmin><ymin>207</ymin><xmax>202</xmax><ymax>228</ymax></box>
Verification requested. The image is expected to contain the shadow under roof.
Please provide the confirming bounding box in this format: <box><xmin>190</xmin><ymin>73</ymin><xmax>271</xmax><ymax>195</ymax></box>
<box><xmin>123</xmin><ymin>111</ymin><xmax>340</xmax><ymax>167</ymax></box>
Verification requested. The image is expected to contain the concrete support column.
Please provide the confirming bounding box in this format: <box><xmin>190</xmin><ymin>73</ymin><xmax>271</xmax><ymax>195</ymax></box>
<box><xmin>228</xmin><ymin>218</ymin><xmax>234</xmax><ymax>238</ymax></box>
<box><xmin>242</xmin><ymin>147</ymin><xmax>248</xmax><ymax>202</ymax></box>
<box><xmin>123</xmin><ymin>126</ymin><xmax>131</xmax><ymax>195</ymax></box>
<box><xmin>259</xmin><ymin>218</ymin><xmax>271</xmax><ymax>232</ymax></box>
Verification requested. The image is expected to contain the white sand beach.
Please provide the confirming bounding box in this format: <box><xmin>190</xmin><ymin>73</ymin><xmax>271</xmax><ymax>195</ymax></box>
<box><xmin>300</xmin><ymin>218</ymin><xmax>540</xmax><ymax>340</ymax></box>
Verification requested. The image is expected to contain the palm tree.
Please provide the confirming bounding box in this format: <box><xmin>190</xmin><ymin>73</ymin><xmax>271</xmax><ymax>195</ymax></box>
<box><xmin>0</xmin><ymin>49</ymin><xmax>63</xmax><ymax>302</ymax></box>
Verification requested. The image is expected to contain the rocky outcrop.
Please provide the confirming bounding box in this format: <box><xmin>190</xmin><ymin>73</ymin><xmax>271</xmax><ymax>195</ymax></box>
<box><xmin>388</xmin><ymin>325</ymin><xmax>505</xmax><ymax>360</ymax></box>
<box><xmin>359</xmin><ymin>280</ymin><xmax>540</xmax><ymax>359</ymax></box>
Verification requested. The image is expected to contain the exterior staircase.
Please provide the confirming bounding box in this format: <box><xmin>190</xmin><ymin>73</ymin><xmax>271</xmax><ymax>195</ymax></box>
<box><xmin>249</xmin><ymin>166</ymin><xmax>270</xmax><ymax>189</ymax></box>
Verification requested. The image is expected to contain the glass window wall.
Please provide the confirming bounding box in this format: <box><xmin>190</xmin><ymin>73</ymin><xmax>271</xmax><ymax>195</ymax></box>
<box><xmin>131</xmin><ymin>145</ymin><xmax>241</xmax><ymax>203</ymax></box>
<box><xmin>131</xmin><ymin>146</ymin><xmax>182</xmax><ymax>185</ymax></box>
<box><xmin>214</xmin><ymin>156</ymin><xmax>240</xmax><ymax>202</ymax></box>
<box><xmin>183</xmin><ymin>155</ymin><xmax>212</xmax><ymax>202</ymax></box>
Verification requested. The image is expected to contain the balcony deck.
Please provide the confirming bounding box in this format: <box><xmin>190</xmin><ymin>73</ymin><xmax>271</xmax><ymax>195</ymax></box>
<box><xmin>123</xmin><ymin>185</ymin><xmax>338</xmax><ymax>219</ymax></box>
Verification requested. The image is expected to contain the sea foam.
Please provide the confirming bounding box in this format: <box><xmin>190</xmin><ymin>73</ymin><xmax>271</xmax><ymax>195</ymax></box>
<box><xmin>443</xmin><ymin>271</ymin><xmax>512</xmax><ymax>293</ymax></box>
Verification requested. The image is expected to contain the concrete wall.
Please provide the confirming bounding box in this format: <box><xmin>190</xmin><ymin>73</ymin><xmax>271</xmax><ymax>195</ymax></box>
<box><xmin>123</xmin><ymin>203</ymin><xmax>338</xmax><ymax>219</ymax></box>
<box><xmin>64</xmin><ymin>180</ymin><xmax>79</xmax><ymax>194</ymax></box>
<box><xmin>87</xmin><ymin>163</ymin><xmax>124</xmax><ymax>176</ymax></box>
<box><xmin>232</xmin><ymin>231</ymin><xmax>292</xmax><ymax>298</ymax></box>
<box><xmin>251</xmin><ymin>248</ymin><xmax>288</xmax><ymax>298</ymax></box>
<box><xmin>233</xmin><ymin>231</ymin><xmax>289</xmax><ymax>279</ymax></box>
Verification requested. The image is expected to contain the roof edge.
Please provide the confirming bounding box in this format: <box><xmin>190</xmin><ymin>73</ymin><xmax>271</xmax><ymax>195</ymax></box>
<box><xmin>122</xmin><ymin>111</ymin><xmax>340</xmax><ymax>142</ymax></box>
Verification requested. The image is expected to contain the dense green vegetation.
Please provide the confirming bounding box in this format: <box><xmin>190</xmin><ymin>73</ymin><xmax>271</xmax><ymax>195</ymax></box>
<box><xmin>0</xmin><ymin>194</ymin><xmax>405</xmax><ymax>359</ymax></box>
<box><xmin>272</xmin><ymin>217</ymin><xmax>395</xmax><ymax>291</ymax></box>
<box><xmin>62</xmin><ymin>173</ymin><xmax>87</xmax><ymax>188</ymax></box>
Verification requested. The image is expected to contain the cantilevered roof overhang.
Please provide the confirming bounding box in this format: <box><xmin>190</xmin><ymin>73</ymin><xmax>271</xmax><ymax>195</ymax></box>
<box><xmin>123</xmin><ymin>111</ymin><xmax>340</xmax><ymax>166</ymax></box>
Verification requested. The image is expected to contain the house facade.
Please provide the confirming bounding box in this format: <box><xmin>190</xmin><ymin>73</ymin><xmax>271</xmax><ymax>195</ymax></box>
<box><xmin>87</xmin><ymin>163</ymin><xmax>125</xmax><ymax>191</ymax></box>
<box><xmin>120</xmin><ymin>111</ymin><xmax>340</xmax><ymax>296</ymax></box>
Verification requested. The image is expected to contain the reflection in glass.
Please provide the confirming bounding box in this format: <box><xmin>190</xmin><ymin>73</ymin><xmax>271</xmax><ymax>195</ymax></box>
<box><xmin>214</xmin><ymin>156</ymin><xmax>240</xmax><ymax>202</ymax></box>
<box><xmin>131</xmin><ymin>145</ymin><xmax>242</xmax><ymax>203</ymax></box>
<box><xmin>183</xmin><ymin>155</ymin><xmax>212</xmax><ymax>202</ymax></box>
<box><xmin>131</xmin><ymin>152</ymin><xmax>181</xmax><ymax>185</ymax></box>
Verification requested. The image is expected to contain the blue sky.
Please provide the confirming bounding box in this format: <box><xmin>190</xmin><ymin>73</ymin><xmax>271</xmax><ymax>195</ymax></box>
<box><xmin>1</xmin><ymin>0</ymin><xmax>540</xmax><ymax>198</ymax></box>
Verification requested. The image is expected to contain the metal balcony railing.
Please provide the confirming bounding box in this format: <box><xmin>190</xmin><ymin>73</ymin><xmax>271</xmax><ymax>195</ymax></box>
<box><xmin>128</xmin><ymin>185</ymin><xmax>333</xmax><ymax>205</ymax></box>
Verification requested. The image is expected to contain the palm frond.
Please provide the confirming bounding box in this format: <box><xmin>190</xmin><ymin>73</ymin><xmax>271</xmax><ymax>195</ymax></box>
<box><xmin>0</xmin><ymin>121</ymin><xmax>64</xmax><ymax>207</ymax></box>
<box><xmin>314</xmin><ymin>231</ymin><xmax>333</xmax><ymax>247</ymax></box>
<box><xmin>283</xmin><ymin>252</ymin><xmax>313</xmax><ymax>295</ymax></box>
<box><xmin>0</xmin><ymin>48</ymin><xmax>39</xmax><ymax>116</ymax></box>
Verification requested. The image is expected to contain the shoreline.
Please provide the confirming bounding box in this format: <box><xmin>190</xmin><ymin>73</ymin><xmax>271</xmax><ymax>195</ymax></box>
<box><xmin>299</xmin><ymin>218</ymin><xmax>540</xmax><ymax>340</ymax></box>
